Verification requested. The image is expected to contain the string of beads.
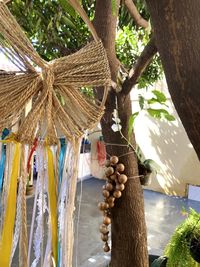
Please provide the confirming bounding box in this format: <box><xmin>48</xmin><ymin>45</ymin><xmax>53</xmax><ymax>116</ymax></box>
<box><xmin>98</xmin><ymin>155</ymin><xmax>128</xmax><ymax>252</ymax></box>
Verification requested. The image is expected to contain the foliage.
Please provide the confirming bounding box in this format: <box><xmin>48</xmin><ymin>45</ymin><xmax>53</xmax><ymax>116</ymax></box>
<box><xmin>164</xmin><ymin>209</ymin><xmax>200</xmax><ymax>267</ymax></box>
<box><xmin>9</xmin><ymin>0</ymin><xmax>93</xmax><ymax>60</ymax></box>
<box><xmin>128</xmin><ymin>89</ymin><xmax>175</xmax><ymax>136</ymax></box>
<box><xmin>9</xmin><ymin>0</ymin><xmax>163</xmax><ymax>89</ymax></box>
<box><xmin>115</xmin><ymin>25</ymin><xmax>163</xmax><ymax>88</ymax></box>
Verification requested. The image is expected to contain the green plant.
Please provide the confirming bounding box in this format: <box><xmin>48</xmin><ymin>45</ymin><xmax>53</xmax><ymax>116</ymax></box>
<box><xmin>164</xmin><ymin>209</ymin><xmax>200</xmax><ymax>267</ymax></box>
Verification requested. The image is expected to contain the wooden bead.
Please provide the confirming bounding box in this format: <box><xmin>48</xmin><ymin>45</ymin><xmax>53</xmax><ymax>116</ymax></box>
<box><xmin>103</xmin><ymin>243</ymin><xmax>110</xmax><ymax>252</ymax></box>
<box><xmin>101</xmin><ymin>233</ymin><xmax>109</xmax><ymax>242</ymax></box>
<box><xmin>108</xmin><ymin>201</ymin><xmax>115</xmax><ymax>208</ymax></box>
<box><xmin>105</xmin><ymin>160</ymin><xmax>110</xmax><ymax>167</ymax></box>
<box><xmin>105</xmin><ymin>182</ymin><xmax>114</xmax><ymax>191</ymax></box>
<box><xmin>105</xmin><ymin>167</ymin><xmax>114</xmax><ymax>177</ymax></box>
<box><xmin>118</xmin><ymin>174</ymin><xmax>128</xmax><ymax>184</ymax></box>
<box><xmin>99</xmin><ymin>224</ymin><xmax>109</xmax><ymax>234</ymax></box>
<box><xmin>110</xmin><ymin>174</ymin><xmax>117</xmax><ymax>181</ymax></box>
<box><xmin>110</xmin><ymin>156</ymin><xmax>119</xmax><ymax>165</ymax></box>
<box><xmin>116</xmin><ymin>183</ymin><xmax>125</xmax><ymax>191</ymax></box>
<box><xmin>116</xmin><ymin>163</ymin><xmax>125</xmax><ymax>173</ymax></box>
<box><xmin>102</xmin><ymin>190</ymin><xmax>110</xmax><ymax>198</ymax></box>
<box><xmin>98</xmin><ymin>202</ymin><xmax>109</xmax><ymax>211</ymax></box>
<box><xmin>107</xmin><ymin>196</ymin><xmax>115</xmax><ymax>204</ymax></box>
<box><xmin>107</xmin><ymin>196</ymin><xmax>115</xmax><ymax>208</ymax></box>
<box><xmin>103</xmin><ymin>216</ymin><xmax>111</xmax><ymax>225</ymax></box>
<box><xmin>113</xmin><ymin>190</ymin><xmax>122</xmax><ymax>198</ymax></box>
<box><xmin>102</xmin><ymin>185</ymin><xmax>106</xmax><ymax>190</ymax></box>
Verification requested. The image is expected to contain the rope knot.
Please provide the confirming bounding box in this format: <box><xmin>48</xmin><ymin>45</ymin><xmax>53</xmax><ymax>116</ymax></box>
<box><xmin>41</xmin><ymin>63</ymin><xmax>55</xmax><ymax>92</ymax></box>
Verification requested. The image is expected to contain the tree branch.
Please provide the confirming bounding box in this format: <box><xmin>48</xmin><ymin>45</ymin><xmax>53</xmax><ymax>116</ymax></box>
<box><xmin>122</xmin><ymin>35</ymin><xmax>157</xmax><ymax>95</ymax></box>
<box><xmin>124</xmin><ymin>0</ymin><xmax>149</xmax><ymax>29</ymax></box>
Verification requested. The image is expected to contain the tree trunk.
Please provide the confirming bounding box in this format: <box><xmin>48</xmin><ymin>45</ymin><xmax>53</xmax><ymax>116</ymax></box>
<box><xmin>145</xmin><ymin>0</ymin><xmax>200</xmax><ymax>160</ymax></box>
<box><xmin>94</xmin><ymin>1</ymin><xmax>148</xmax><ymax>266</ymax></box>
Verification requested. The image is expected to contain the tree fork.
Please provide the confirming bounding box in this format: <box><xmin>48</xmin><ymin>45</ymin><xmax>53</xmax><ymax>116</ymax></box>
<box><xmin>94</xmin><ymin>1</ymin><xmax>148</xmax><ymax>266</ymax></box>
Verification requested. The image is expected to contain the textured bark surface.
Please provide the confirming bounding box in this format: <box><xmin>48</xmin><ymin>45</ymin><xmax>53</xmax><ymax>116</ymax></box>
<box><xmin>94</xmin><ymin>1</ymin><xmax>148</xmax><ymax>266</ymax></box>
<box><xmin>146</xmin><ymin>0</ymin><xmax>200</xmax><ymax>160</ymax></box>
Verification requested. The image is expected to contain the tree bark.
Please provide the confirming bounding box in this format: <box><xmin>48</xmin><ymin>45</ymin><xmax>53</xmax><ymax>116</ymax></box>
<box><xmin>94</xmin><ymin>1</ymin><xmax>148</xmax><ymax>266</ymax></box>
<box><xmin>145</xmin><ymin>0</ymin><xmax>200</xmax><ymax>160</ymax></box>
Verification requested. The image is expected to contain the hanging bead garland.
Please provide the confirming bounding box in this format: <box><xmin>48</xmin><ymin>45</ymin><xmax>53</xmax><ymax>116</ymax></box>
<box><xmin>98</xmin><ymin>155</ymin><xmax>128</xmax><ymax>252</ymax></box>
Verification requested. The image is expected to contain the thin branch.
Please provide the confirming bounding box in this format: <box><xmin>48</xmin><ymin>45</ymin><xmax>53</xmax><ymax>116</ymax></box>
<box><xmin>122</xmin><ymin>35</ymin><xmax>157</xmax><ymax>95</ymax></box>
<box><xmin>124</xmin><ymin>0</ymin><xmax>149</xmax><ymax>29</ymax></box>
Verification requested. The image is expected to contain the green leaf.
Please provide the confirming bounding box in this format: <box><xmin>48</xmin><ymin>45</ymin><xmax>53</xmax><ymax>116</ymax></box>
<box><xmin>152</xmin><ymin>90</ymin><xmax>167</xmax><ymax>103</ymax></box>
<box><xmin>59</xmin><ymin>0</ymin><xmax>77</xmax><ymax>18</ymax></box>
<box><xmin>139</xmin><ymin>95</ymin><xmax>145</xmax><ymax>110</ymax></box>
<box><xmin>147</xmin><ymin>108</ymin><xmax>162</xmax><ymax>119</ymax></box>
<box><xmin>62</xmin><ymin>16</ymin><xmax>76</xmax><ymax>30</ymax></box>
<box><xmin>128</xmin><ymin>112</ymin><xmax>139</xmax><ymax>137</ymax></box>
<box><xmin>164</xmin><ymin>114</ymin><xmax>176</xmax><ymax>121</ymax></box>
<box><xmin>147</xmin><ymin>108</ymin><xmax>175</xmax><ymax>121</ymax></box>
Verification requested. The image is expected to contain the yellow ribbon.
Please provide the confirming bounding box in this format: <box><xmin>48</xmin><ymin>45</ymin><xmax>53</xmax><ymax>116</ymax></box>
<box><xmin>0</xmin><ymin>142</ymin><xmax>21</xmax><ymax>267</ymax></box>
<box><xmin>47</xmin><ymin>146</ymin><xmax>58</xmax><ymax>264</ymax></box>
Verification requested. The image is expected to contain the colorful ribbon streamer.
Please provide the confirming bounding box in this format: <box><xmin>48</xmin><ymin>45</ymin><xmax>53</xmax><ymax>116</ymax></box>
<box><xmin>58</xmin><ymin>138</ymin><xmax>67</xmax><ymax>266</ymax></box>
<box><xmin>0</xmin><ymin>128</ymin><xmax>10</xmax><ymax>193</ymax></box>
<box><xmin>58</xmin><ymin>138</ymin><xmax>67</xmax><ymax>194</ymax></box>
<box><xmin>47</xmin><ymin>146</ymin><xmax>58</xmax><ymax>264</ymax></box>
<box><xmin>0</xmin><ymin>142</ymin><xmax>20</xmax><ymax>267</ymax></box>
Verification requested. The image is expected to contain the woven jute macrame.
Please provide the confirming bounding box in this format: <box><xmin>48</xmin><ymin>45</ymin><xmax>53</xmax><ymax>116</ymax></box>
<box><xmin>0</xmin><ymin>0</ymin><xmax>111</xmax><ymax>145</ymax></box>
<box><xmin>0</xmin><ymin>0</ymin><xmax>111</xmax><ymax>266</ymax></box>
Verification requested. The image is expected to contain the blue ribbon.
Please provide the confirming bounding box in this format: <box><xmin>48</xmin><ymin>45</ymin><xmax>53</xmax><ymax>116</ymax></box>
<box><xmin>58</xmin><ymin>138</ymin><xmax>67</xmax><ymax>267</ymax></box>
<box><xmin>0</xmin><ymin>128</ymin><xmax>9</xmax><ymax>193</ymax></box>
<box><xmin>58</xmin><ymin>138</ymin><xmax>67</xmax><ymax>193</ymax></box>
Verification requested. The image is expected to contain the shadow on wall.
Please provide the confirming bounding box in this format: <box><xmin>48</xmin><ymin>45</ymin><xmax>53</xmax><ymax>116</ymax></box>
<box><xmin>134</xmin><ymin>101</ymin><xmax>200</xmax><ymax>197</ymax></box>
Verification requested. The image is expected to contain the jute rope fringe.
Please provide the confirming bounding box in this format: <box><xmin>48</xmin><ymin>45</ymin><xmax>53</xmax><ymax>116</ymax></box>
<box><xmin>0</xmin><ymin>1</ymin><xmax>111</xmax><ymax>145</ymax></box>
<box><xmin>19</xmin><ymin>145</ymin><xmax>28</xmax><ymax>267</ymax></box>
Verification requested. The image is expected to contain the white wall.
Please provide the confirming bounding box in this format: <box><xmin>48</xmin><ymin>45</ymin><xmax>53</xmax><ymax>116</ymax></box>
<box><xmin>131</xmin><ymin>79</ymin><xmax>200</xmax><ymax>197</ymax></box>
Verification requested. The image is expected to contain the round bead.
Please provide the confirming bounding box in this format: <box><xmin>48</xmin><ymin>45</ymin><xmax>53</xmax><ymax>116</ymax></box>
<box><xmin>103</xmin><ymin>243</ymin><xmax>110</xmax><ymax>252</ymax></box>
<box><xmin>110</xmin><ymin>174</ymin><xmax>117</xmax><ymax>181</ymax></box>
<box><xmin>101</xmin><ymin>234</ymin><xmax>109</xmax><ymax>242</ymax></box>
<box><xmin>105</xmin><ymin>182</ymin><xmax>114</xmax><ymax>191</ymax></box>
<box><xmin>98</xmin><ymin>202</ymin><xmax>109</xmax><ymax>211</ymax></box>
<box><xmin>116</xmin><ymin>163</ymin><xmax>125</xmax><ymax>173</ymax></box>
<box><xmin>102</xmin><ymin>185</ymin><xmax>106</xmax><ymax>190</ymax></box>
<box><xmin>102</xmin><ymin>190</ymin><xmax>110</xmax><ymax>198</ymax></box>
<box><xmin>113</xmin><ymin>190</ymin><xmax>122</xmax><ymax>198</ymax></box>
<box><xmin>110</xmin><ymin>156</ymin><xmax>119</xmax><ymax>165</ymax></box>
<box><xmin>105</xmin><ymin>167</ymin><xmax>114</xmax><ymax>177</ymax></box>
<box><xmin>99</xmin><ymin>224</ymin><xmax>109</xmax><ymax>234</ymax></box>
<box><xmin>116</xmin><ymin>183</ymin><xmax>125</xmax><ymax>191</ymax></box>
<box><xmin>103</xmin><ymin>216</ymin><xmax>111</xmax><ymax>225</ymax></box>
<box><xmin>108</xmin><ymin>202</ymin><xmax>115</xmax><ymax>208</ymax></box>
<box><xmin>105</xmin><ymin>160</ymin><xmax>110</xmax><ymax>167</ymax></box>
<box><xmin>118</xmin><ymin>174</ymin><xmax>128</xmax><ymax>184</ymax></box>
<box><xmin>107</xmin><ymin>196</ymin><xmax>115</xmax><ymax>204</ymax></box>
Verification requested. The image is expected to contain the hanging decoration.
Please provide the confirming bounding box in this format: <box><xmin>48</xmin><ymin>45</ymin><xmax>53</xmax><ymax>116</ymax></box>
<box><xmin>98</xmin><ymin>156</ymin><xmax>128</xmax><ymax>252</ymax></box>
<box><xmin>97</xmin><ymin>137</ymin><xmax>106</xmax><ymax>166</ymax></box>
<box><xmin>0</xmin><ymin>0</ymin><xmax>111</xmax><ymax>266</ymax></box>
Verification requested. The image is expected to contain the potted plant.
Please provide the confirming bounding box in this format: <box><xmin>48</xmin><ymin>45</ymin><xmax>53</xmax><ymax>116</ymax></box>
<box><xmin>151</xmin><ymin>256</ymin><xmax>168</xmax><ymax>267</ymax></box>
<box><xmin>138</xmin><ymin>158</ymin><xmax>158</xmax><ymax>186</ymax></box>
<box><xmin>136</xmin><ymin>146</ymin><xmax>159</xmax><ymax>186</ymax></box>
<box><xmin>160</xmin><ymin>209</ymin><xmax>200</xmax><ymax>266</ymax></box>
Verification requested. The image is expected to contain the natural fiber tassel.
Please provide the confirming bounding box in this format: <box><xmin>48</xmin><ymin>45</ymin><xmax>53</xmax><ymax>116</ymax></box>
<box><xmin>19</xmin><ymin>144</ymin><xmax>28</xmax><ymax>267</ymax></box>
<box><xmin>63</xmin><ymin>138</ymin><xmax>81</xmax><ymax>267</ymax></box>
<box><xmin>0</xmin><ymin>142</ymin><xmax>20</xmax><ymax>267</ymax></box>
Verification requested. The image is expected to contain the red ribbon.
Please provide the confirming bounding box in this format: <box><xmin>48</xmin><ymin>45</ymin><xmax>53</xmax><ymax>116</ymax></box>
<box><xmin>27</xmin><ymin>138</ymin><xmax>38</xmax><ymax>173</ymax></box>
